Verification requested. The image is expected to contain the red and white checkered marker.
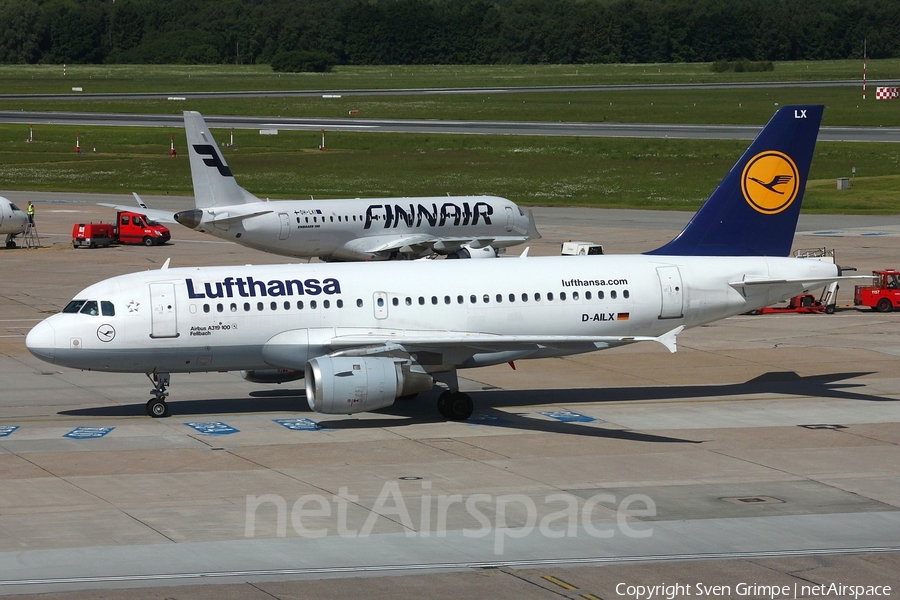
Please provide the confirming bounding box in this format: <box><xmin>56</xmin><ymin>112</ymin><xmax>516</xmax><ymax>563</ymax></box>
<box><xmin>876</xmin><ymin>86</ymin><xmax>899</xmax><ymax>100</ymax></box>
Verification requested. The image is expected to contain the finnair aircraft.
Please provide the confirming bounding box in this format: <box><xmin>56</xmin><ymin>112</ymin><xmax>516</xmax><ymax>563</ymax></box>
<box><xmin>27</xmin><ymin>106</ymin><xmax>842</xmax><ymax>421</ymax></box>
<box><xmin>0</xmin><ymin>196</ymin><xmax>28</xmax><ymax>248</ymax></box>
<box><xmin>168</xmin><ymin>111</ymin><xmax>540</xmax><ymax>260</ymax></box>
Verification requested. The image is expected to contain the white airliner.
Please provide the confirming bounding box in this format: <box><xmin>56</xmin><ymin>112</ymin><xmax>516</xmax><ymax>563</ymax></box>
<box><xmin>0</xmin><ymin>196</ymin><xmax>28</xmax><ymax>248</ymax></box>
<box><xmin>27</xmin><ymin>105</ymin><xmax>843</xmax><ymax>421</ymax></box>
<box><xmin>168</xmin><ymin>111</ymin><xmax>540</xmax><ymax>260</ymax></box>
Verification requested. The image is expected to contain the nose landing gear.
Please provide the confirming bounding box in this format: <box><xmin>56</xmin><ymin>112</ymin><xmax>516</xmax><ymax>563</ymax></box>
<box><xmin>145</xmin><ymin>372</ymin><xmax>170</xmax><ymax>418</ymax></box>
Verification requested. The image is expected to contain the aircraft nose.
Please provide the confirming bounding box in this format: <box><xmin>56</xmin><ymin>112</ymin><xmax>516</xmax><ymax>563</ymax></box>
<box><xmin>174</xmin><ymin>209</ymin><xmax>203</xmax><ymax>229</ymax></box>
<box><xmin>25</xmin><ymin>319</ymin><xmax>56</xmax><ymax>361</ymax></box>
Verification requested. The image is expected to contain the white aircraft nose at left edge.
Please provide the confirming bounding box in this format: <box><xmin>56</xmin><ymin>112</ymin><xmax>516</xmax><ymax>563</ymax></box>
<box><xmin>1</xmin><ymin>196</ymin><xmax>29</xmax><ymax>248</ymax></box>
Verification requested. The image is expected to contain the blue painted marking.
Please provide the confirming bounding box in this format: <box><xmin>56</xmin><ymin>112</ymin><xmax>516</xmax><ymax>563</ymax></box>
<box><xmin>64</xmin><ymin>427</ymin><xmax>114</xmax><ymax>439</ymax></box>
<box><xmin>539</xmin><ymin>410</ymin><xmax>599</xmax><ymax>423</ymax></box>
<box><xmin>0</xmin><ymin>426</ymin><xmax>19</xmax><ymax>438</ymax></box>
<box><xmin>274</xmin><ymin>418</ymin><xmax>321</xmax><ymax>431</ymax></box>
<box><xmin>185</xmin><ymin>422</ymin><xmax>240</xmax><ymax>436</ymax></box>
<box><xmin>466</xmin><ymin>414</ymin><xmax>512</xmax><ymax>426</ymax></box>
<box><xmin>861</xmin><ymin>232</ymin><xmax>889</xmax><ymax>236</ymax></box>
<box><xmin>811</xmin><ymin>231</ymin><xmax>841</xmax><ymax>235</ymax></box>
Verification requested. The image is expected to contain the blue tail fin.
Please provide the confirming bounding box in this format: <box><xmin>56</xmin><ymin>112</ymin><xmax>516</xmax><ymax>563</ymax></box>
<box><xmin>646</xmin><ymin>105</ymin><xmax>823</xmax><ymax>257</ymax></box>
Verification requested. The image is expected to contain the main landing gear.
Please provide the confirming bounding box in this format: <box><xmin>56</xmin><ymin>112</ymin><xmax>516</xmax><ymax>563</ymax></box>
<box><xmin>145</xmin><ymin>372</ymin><xmax>170</xmax><ymax>418</ymax></box>
<box><xmin>436</xmin><ymin>390</ymin><xmax>474</xmax><ymax>421</ymax></box>
<box><xmin>433</xmin><ymin>369</ymin><xmax>474</xmax><ymax>421</ymax></box>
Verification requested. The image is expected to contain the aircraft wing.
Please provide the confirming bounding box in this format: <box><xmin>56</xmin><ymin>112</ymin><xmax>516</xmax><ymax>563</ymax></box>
<box><xmin>98</xmin><ymin>193</ymin><xmax>178</xmax><ymax>224</ymax></box>
<box><xmin>98</xmin><ymin>203</ymin><xmax>178</xmax><ymax>224</ymax></box>
<box><xmin>322</xmin><ymin>326</ymin><xmax>683</xmax><ymax>354</ymax></box>
<box><xmin>343</xmin><ymin>234</ymin><xmax>531</xmax><ymax>256</ymax></box>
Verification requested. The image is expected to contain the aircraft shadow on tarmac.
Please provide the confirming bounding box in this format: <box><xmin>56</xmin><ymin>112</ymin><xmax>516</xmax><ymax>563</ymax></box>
<box><xmin>58</xmin><ymin>371</ymin><xmax>886</xmax><ymax>443</ymax></box>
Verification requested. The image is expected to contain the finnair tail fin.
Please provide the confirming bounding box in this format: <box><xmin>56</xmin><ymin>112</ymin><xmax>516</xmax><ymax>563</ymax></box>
<box><xmin>184</xmin><ymin>111</ymin><xmax>258</xmax><ymax>209</ymax></box>
<box><xmin>646</xmin><ymin>105</ymin><xmax>823</xmax><ymax>257</ymax></box>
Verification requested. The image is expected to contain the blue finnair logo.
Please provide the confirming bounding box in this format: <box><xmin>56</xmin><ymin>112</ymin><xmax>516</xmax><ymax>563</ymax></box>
<box><xmin>192</xmin><ymin>144</ymin><xmax>233</xmax><ymax>177</ymax></box>
<box><xmin>187</xmin><ymin>276</ymin><xmax>341</xmax><ymax>299</ymax></box>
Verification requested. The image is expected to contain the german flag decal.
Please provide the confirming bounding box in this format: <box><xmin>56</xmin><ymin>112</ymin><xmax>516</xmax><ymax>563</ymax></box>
<box><xmin>617</xmin><ymin>313</ymin><xmax>630</xmax><ymax>321</ymax></box>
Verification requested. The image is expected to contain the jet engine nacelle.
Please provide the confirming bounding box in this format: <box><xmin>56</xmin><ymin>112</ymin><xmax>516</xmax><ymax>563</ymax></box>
<box><xmin>305</xmin><ymin>356</ymin><xmax>433</xmax><ymax>414</ymax></box>
<box><xmin>240</xmin><ymin>368</ymin><xmax>304</xmax><ymax>384</ymax></box>
<box><xmin>446</xmin><ymin>243</ymin><xmax>498</xmax><ymax>259</ymax></box>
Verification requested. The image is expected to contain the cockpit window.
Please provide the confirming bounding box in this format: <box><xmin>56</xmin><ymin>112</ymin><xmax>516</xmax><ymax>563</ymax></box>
<box><xmin>101</xmin><ymin>301</ymin><xmax>115</xmax><ymax>316</ymax></box>
<box><xmin>80</xmin><ymin>301</ymin><xmax>99</xmax><ymax>316</ymax></box>
<box><xmin>10</xmin><ymin>203</ymin><xmax>21</xmax><ymax>211</ymax></box>
<box><xmin>63</xmin><ymin>300</ymin><xmax>86</xmax><ymax>313</ymax></box>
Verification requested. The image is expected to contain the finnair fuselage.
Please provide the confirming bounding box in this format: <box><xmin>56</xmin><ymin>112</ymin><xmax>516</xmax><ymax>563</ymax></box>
<box><xmin>26</xmin><ymin>254</ymin><xmax>836</xmax><ymax>375</ymax></box>
<box><xmin>179</xmin><ymin>195</ymin><xmax>532</xmax><ymax>260</ymax></box>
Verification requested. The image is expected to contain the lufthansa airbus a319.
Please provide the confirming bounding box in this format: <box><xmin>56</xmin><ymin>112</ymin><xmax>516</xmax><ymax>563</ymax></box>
<box><xmin>0</xmin><ymin>196</ymin><xmax>29</xmax><ymax>248</ymax></box>
<box><xmin>27</xmin><ymin>106</ymin><xmax>845</xmax><ymax>421</ymax></box>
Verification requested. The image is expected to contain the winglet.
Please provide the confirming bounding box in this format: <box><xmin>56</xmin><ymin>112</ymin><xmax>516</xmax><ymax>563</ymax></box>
<box><xmin>132</xmin><ymin>192</ymin><xmax>149</xmax><ymax>209</ymax></box>
<box><xmin>646</xmin><ymin>105</ymin><xmax>823</xmax><ymax>257</ymax></box>
<box><xmin>656</xmin><ymin>326</ymin><xmax>683</xmax><ymax>353</ymax></box>
<box><xmin>519</xmin><ymin>247</ymin><xmax>530</xmax><ymax>258</ymax></box>
<box><xmin>526</xmin><ymin>209</ymin><xmax>542</xmax><ymax>240</ymax></box>
<box><xmin>161</xmin><ymin>258</ymin><xmax>171</xmax><ymax>270</ymax></box>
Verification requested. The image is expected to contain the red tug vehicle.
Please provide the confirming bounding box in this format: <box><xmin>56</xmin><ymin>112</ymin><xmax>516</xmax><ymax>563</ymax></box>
<box><xmin>72</xmin><ymin>210</ymin><xmax>170</xmax><ymax>248</ymax></box>
<box><xmin>854</xmin><ymin>269</ymin><xmax>900</xmax><ymax>312</ymax></box>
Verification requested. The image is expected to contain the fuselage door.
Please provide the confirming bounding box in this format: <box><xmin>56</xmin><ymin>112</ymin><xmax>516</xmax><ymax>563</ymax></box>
<box><xmin>278</xmin><ymin>212</ymin><xmax>291</xmax><ymax>240</ymax></box>
<box><xmin>149</xmin><ymin>283</ymin><xmax>179</xmax><ymax>338</ymax></box>
<box><xmin>656</xmin><ymin>266</ymin><xmax>684</xmax><ymax>319</ymax></box>
<box><xmin>505</xmin><ymin>206</ymin><xmax>513</xmax><ymax>232</ymax></box>
<box><xmin>373</xmin><ymin>292</ymin><xmax>388</xmax><ymax>320</ymax></box>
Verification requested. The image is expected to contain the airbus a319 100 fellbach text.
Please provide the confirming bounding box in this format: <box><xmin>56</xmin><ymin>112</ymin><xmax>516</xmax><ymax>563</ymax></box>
<box><xmin>27</xmin><ymin>106</ymin><xmax>846</xmax><ymax>420</ymax></box>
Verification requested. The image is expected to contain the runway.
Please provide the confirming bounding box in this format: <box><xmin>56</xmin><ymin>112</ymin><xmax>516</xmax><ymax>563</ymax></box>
<box><xmin>2</xmin><ymin>110</ymin><xmax>899</xmax><ymax>142</ymax></box>
<box><xmin>0</xmin><ymin>195</ymin><xmax>898</xmax><ymax>598</ymax></box>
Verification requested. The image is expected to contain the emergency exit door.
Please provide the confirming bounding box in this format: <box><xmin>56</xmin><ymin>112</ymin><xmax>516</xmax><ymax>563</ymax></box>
<box><xmin>656</xmin><ymin>266</ymin><xmax>684</xmax><ymax>319</ymax></box>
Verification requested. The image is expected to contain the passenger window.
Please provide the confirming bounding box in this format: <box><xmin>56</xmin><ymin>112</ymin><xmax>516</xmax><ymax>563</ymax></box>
<box><xmin>244</xmin><ymin>302</ymin><xmax>250</xmax><ymax>311</ymax></box>
<box><xmin>483</xmin><ymin>294</ymin><xmax>490</xmax><ymax>303</ymax></box>
<box><xmin>418</xmin><ymin>297</ymin><xmax>425</xmax><ymax>306</ymax></box>
<box><xmin>80</xmin><ymin>301</ymin><xmax>99</xmax><ymax>316</ymax></box>
<box><xmin>522</xmin><ymin>293</ymin><xmax>528</xmax><ymax>302</ymax></box>
<box><xmin>547</xmin><ymin>292</ymin><xmax>554</xmax><ymax>301</ymax></box>
<box><xmin>444</xmin><ymin>296</ymin><xmax>451</xmax><ymax>305</ymax></box>
<box><xmin>310</xmin><ymin>300</ymin><xmax>317</xmax><ymax>309</ymax></box>
<box><xmin>496</xmin><ymin>294</ymin><xmax>502</xmax><ymax>303</ymax></box>
<box><xmin>270</xmin><ymin>301</ymin><xmax>277</xmax><ymax>310</ymax></box>
<box><xmin>457</xmin><ymin>295</ymin><xmax>464</xmax><ymax>304</ymax></box>
<box><xmin>560</xmin><ymin>292</ymin><xmax>566</xmax><ymax>301</ymax></box>
<box><xmin>257</xmin><ymin>302</ymin><xmax>264</xmax><ymax>311</ymax></box>
<box><xmin>509</xmin><ymin>294</ymin><xmax>515</xmax><ymax>302</ymax></box>
<box><xmin>323</xmin><ymin>300</ymin><xmax>330</xmax><ymax>309</ymax></box>
<box><xmin>573</xmin><ymin>291</ymin><xmax>579</xmax><ymax>300</ymax></box>
<box><xmin>101</xmin><ymin>301</ymin><xmax>115</xmax><ymax>316</ymax></box>
<box><xmin>470</xmin><ymin>295</ymin><xmax>477</xmax><ymax>304</ymax></box>
<box><xmin>217</xmin><ymin>303</ymin><xmax>224</xmax><ymax>312</ymax></box>
<box><xmin>431</xmin><ymin>296</ymin><xmax>438</xmax><ymax>305</ymax></box>
<box><xmin>377</xmin><ymin>297</ymin><xmax>385</xmax><ymax>307</ymax></box>
<box><xmin>598</xmin><ymin>291</ymin><xmax>605</xmax><ymax>300</ymax></box>
<box><xmin>203</xmin><ymin>304</ymin><xmax>210</xmax><ymax>313</ymax></box>
<box><xmin>284</xmin><ymin>301</ymin><xmax>290</xmax><ymax>310</ymax></box>
<box><xmin>406</xmin><ymin>297</ymin><xmax>412</xmax><ymax>306</ymax></box>
<box><xmin>623</xmin><ymin>290</ymin><xmax>630</xmax><ymax>299</ymax></box>
<box><xmin>357</xmin><ymin>299</ymin><xmax>363</xmax><ymax>308</ymax></box>
<box><xmin>297</xmin><ymin>301</ymin><xmax>304</xmax><ymax>309</ymax></box>
<box><xmin>337</xmin><ymin>299</ymin><xmax>344</xmax><ymax>308</ymax></box>
<box><xmin>585</xmin><ymin>291</ymin><xmax>592</xmax><ymax>300</ymax></box>
<box><xmin>392</xmin><ymin>297</ymin><xmax>399</xmax><ymax>306</ymax></box>
<box><xmin>534</xmin><ymin>293</ymin><xmax>541</xmax><ymax>301</ymax></box>
<box><xmin>611</xmin><ymin>291</ymin><xmax>617</xmax><ymax>299</ymax></box>
<box><xmin>230</xmin><ymin>303</ymin><xmax>237</xmax><ymax>312</ymax></box>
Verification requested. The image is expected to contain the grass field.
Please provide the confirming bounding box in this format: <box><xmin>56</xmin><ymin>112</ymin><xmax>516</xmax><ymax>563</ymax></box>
<box><xmin>2</xmin><ymin>124</ymin><xmax>897</xmax><ymax>212</ymax></box>
<box><xmin>0</xmin><ymin>61</ymin><xmax>898</xmax><ymax>212</ymax></box>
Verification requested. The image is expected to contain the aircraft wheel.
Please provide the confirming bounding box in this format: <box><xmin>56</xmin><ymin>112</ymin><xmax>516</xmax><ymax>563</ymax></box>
<box><xmin>6</xmin><ymin>241</ymin><xmax>16</xmax><ymax>249</ymax></box>
<box><xmin>437</xmin><ymin>391</ymin><xmax>473</xmax><ymax>421</ymax></box>
<box><xmin>143</xmin><ymin>236</ymin><xmax>154</xmax><ymax>247</ymax></box>
<box><xmin>877</xmin><ymin>298</ymin><xmax>893</xmax><ymax>313</ymax></box>
<box><xmin>146</xmin><ymin>398</ymin><xmax>169</xmax><ymax>418</ymax></box>
<box><xmin>825</xmin><ymin>304</ymin><xmax>835</xmax><ymax>314</ymax></box>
